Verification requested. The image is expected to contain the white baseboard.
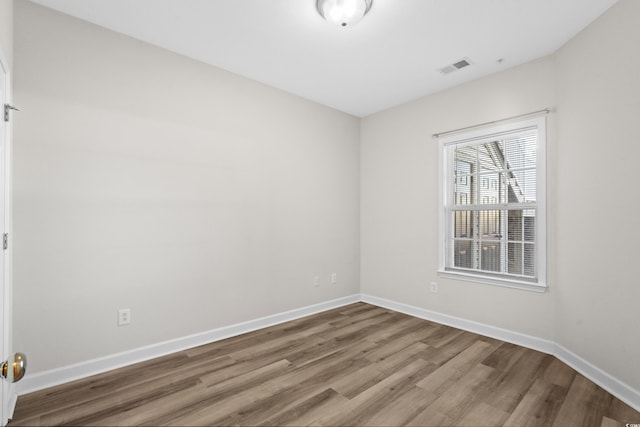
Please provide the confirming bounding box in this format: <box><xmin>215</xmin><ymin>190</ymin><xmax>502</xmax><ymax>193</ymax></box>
<box><xmin>361</xmin><ymin>293</ymin><xmax>640</xmax><ymax>413</ymax></box>
<box><xmin>554</xmin><ymin>343</ymin><xmax>640</xmax><ymax>413</ymax></box>
<box><xmin>360</xmin><ymin>294</ymin><xmax>556</xmax><ymax>355</ymax></box>
<box><xmin>16</xmin><ymin>294</ymin><xmax>360</xmax><ymax>396</ymax></box>
<box><xmin>15</xmin><ymin>292</ymin><xmax>640</xmax><ymax>414</ymax></box>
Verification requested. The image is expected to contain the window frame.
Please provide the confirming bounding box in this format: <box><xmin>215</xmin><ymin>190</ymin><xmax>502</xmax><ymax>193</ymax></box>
<box><xmin>437</xmin><ymin>116</ymin><xmax>547</xmax><ymax>292</ymax></box>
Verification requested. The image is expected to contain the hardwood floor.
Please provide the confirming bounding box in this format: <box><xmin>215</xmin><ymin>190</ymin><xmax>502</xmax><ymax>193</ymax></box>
<box><xmin>9</xmin><ymin>303</ymin><xmax>640</xmax><ymax>426</ymax></box>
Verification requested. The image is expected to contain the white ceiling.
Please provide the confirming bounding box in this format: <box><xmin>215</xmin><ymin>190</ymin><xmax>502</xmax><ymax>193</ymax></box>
<box><xmin>29</xmin><ymin>0</ymin><xmax>618</xmax><ymax>117</ymax></box>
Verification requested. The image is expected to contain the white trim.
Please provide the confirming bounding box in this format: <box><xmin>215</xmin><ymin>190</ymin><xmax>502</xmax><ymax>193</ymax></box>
<box><xmin>432</xmin><ymin>109</ymin><xmax>550</xmax><ymax>138</ymax></box>
<box><xmin>438</xmin><ymin>271</ymin><xmax>547</xmax><ymax>293</ymax></box>
<box><xmin>438</xmin><ymin>139</ymin><xmax>446</xmax><ymax>276</ymax></box>
<box><xmin>0</xmin><ymin>48</ymin><xmax>14</xmax><ymax>426</ymax></box>
<box><xmin>6</xmin><ymin>385</ymin><xmax>15</xmax><ymax>421</ymax></box>
<box><xmin>360</xmin><ymin>294</ymin><xmax>555</xmax><ymax>354</ymax></box>
<box><xmin>437</xmin><ymin>116</ymin><xmax>547</xmax><ymax>290</ymax></box>
<box><xmin>16</xmin><ymin>294</ymin><xmax>360</xmax><ymax>395</ymax></box>
<box><xmin>536</xmin><ymin>115</ymin><xmax>547</xmax><ymax>287</ymax></box>
<box><xmin>0</xmin><ymin>47</ymin><xmax>9</xmax><ymax>75</ymax></box>
<box><xmin>554</xmin><ymin>344</ymin><xmax>640</xmax><ymax>413</ymax></box>
<box><xmin>14</xmin><ymin>293</ymin><xmax>640</xmax><ymax>413</ymax></box>
<box><xmin>361</xmin><ymin>294</ymin><xmax>640</xmax><ymax>412</ymax></box>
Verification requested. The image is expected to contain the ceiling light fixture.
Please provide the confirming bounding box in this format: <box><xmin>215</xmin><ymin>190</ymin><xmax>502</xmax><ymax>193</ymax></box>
<box><xmin>317</xmin><ymin>0</ymin><xmax>373</xmax><ymax>28</ymax></box>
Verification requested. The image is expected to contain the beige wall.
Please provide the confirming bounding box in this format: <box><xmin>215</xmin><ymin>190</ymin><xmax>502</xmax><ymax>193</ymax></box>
<box><xmin>361</xmin><ymin>0</ymin><xmax>639</xmax><ymax>394</ymax></box>
<box><xmin>11</xmin><ymin>0</ymin><xmax>640</xmax><ymax>402</ymax></box>
<box><xmin>13</xmin><ymin>1</ymin><xmax>360</xmax><ymax>373</ymax></box>
<box><xmin>0</xmin><ymin>0</ymin><xmax>12</xmax><ymax>68</ymax></box>
<box><xmin>361</xmin><ymin>56</ymin><xmax>557</xmax><ymax>340</ymax></box>
<box><xmin>555</xmin><ymin>0</ymin><xmax>640</xmax><ymax>391</ymax></box>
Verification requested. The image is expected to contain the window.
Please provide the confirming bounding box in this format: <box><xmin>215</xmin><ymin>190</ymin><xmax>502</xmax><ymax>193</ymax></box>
<box><xmin>438</xmin><ymin>116</ymin><xmax>546</xmax><ymax>291</ymax></box>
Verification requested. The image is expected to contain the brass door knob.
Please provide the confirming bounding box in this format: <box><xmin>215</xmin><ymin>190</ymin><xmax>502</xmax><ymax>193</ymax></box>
<box><xmin>1</xmin><ymin>353</ymin><xmax>27</xmax><ymax>383</ymax></box>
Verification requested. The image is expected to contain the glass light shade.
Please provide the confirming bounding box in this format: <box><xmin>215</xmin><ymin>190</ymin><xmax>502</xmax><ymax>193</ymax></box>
<box><xmin>317</xmin><ymin>0</ymin><xmax>373</xmax><ymax>28</ymax></box>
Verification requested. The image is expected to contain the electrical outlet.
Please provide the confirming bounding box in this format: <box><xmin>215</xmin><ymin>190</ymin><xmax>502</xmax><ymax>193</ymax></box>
<box><xmin>314</xmin><ymin>276</ymin><xmax>320</xmax><ymax>287</ymax></box>
<box><xmin>118</xmin><ymin>308</ymin><xmax>131</xmax><ymax>326</ymax></box>
<box><xmin>430</xmin><ymin>282</ymin><xmax>438</xmax><ymax>293</ymax></box>
<box><xmin>331</xmin><ymin>273</ymin><xmax>337</xmax><ymax>284</ymax></box>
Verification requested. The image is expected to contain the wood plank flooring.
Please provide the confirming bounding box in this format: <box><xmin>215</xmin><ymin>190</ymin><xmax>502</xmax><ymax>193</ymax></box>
<box><xmin>9</xmin><ymin>303</ymin><xmax>640</xmax><ymax>426</ymax></box>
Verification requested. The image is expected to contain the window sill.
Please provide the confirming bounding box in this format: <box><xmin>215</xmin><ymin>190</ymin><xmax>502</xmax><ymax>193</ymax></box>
<box><xmin>438</xmin><ymin>270</ymin><xmax>548</xmax><ymax>293</ymax></box>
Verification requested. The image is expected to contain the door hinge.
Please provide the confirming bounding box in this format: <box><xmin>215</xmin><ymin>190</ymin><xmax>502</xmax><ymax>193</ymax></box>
<box><xmin>3</xmin><ymin>233</ymin><xmax>7</xmax><ymax>250</ymax></box>
<box><xmin>4</xmin><ymin>104</ymin><xmax>20</xmax><ymax>122</ymax></box>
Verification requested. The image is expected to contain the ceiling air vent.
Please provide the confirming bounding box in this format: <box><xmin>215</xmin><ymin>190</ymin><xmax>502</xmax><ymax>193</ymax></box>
<box><xmin>438</xmin><ymin>57</ymin><xmax>472</xmax><ymax>74</ymax></box>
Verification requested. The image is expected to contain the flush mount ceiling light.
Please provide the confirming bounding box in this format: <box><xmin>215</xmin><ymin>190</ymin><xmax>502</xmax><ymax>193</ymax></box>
<box><xmin>317</xmin><ymin>0</ymin><xmax>373</xmax><ymax>28</ymax></box>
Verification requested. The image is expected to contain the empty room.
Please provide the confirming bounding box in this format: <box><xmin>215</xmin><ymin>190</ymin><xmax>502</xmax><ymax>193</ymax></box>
<box><xmin>0</xmin><ymin>0</ymin><xmax>639</xmax><ymax>425</ymax></box>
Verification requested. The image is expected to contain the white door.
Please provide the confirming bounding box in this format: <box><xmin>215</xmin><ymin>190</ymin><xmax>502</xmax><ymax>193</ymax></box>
<box><xmin>0</xmin><ymin>52</ymin><xmax>8</xmax><ymax>426</ymax></box>
<box><xmin>0</xmin><ymin>49</ymin><xmax>26</xmax><ymax>427</ymax></box>
<box><xmin>0</xmin><ymin>45</ymin><xmax>27</xmax><ymax>427</ymax></box>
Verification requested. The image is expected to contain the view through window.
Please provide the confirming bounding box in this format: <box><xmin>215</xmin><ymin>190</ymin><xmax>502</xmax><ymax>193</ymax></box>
<box><xmin>439</xmin><ymin>116</ymin><xmax>546</xmax><ymax>290</ymax></box>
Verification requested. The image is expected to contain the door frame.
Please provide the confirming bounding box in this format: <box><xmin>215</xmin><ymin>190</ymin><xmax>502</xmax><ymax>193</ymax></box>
<box><xmin>0</xmin><ymin>47</ymin><xmax>15</xmax><ymax>426</ymax></box>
